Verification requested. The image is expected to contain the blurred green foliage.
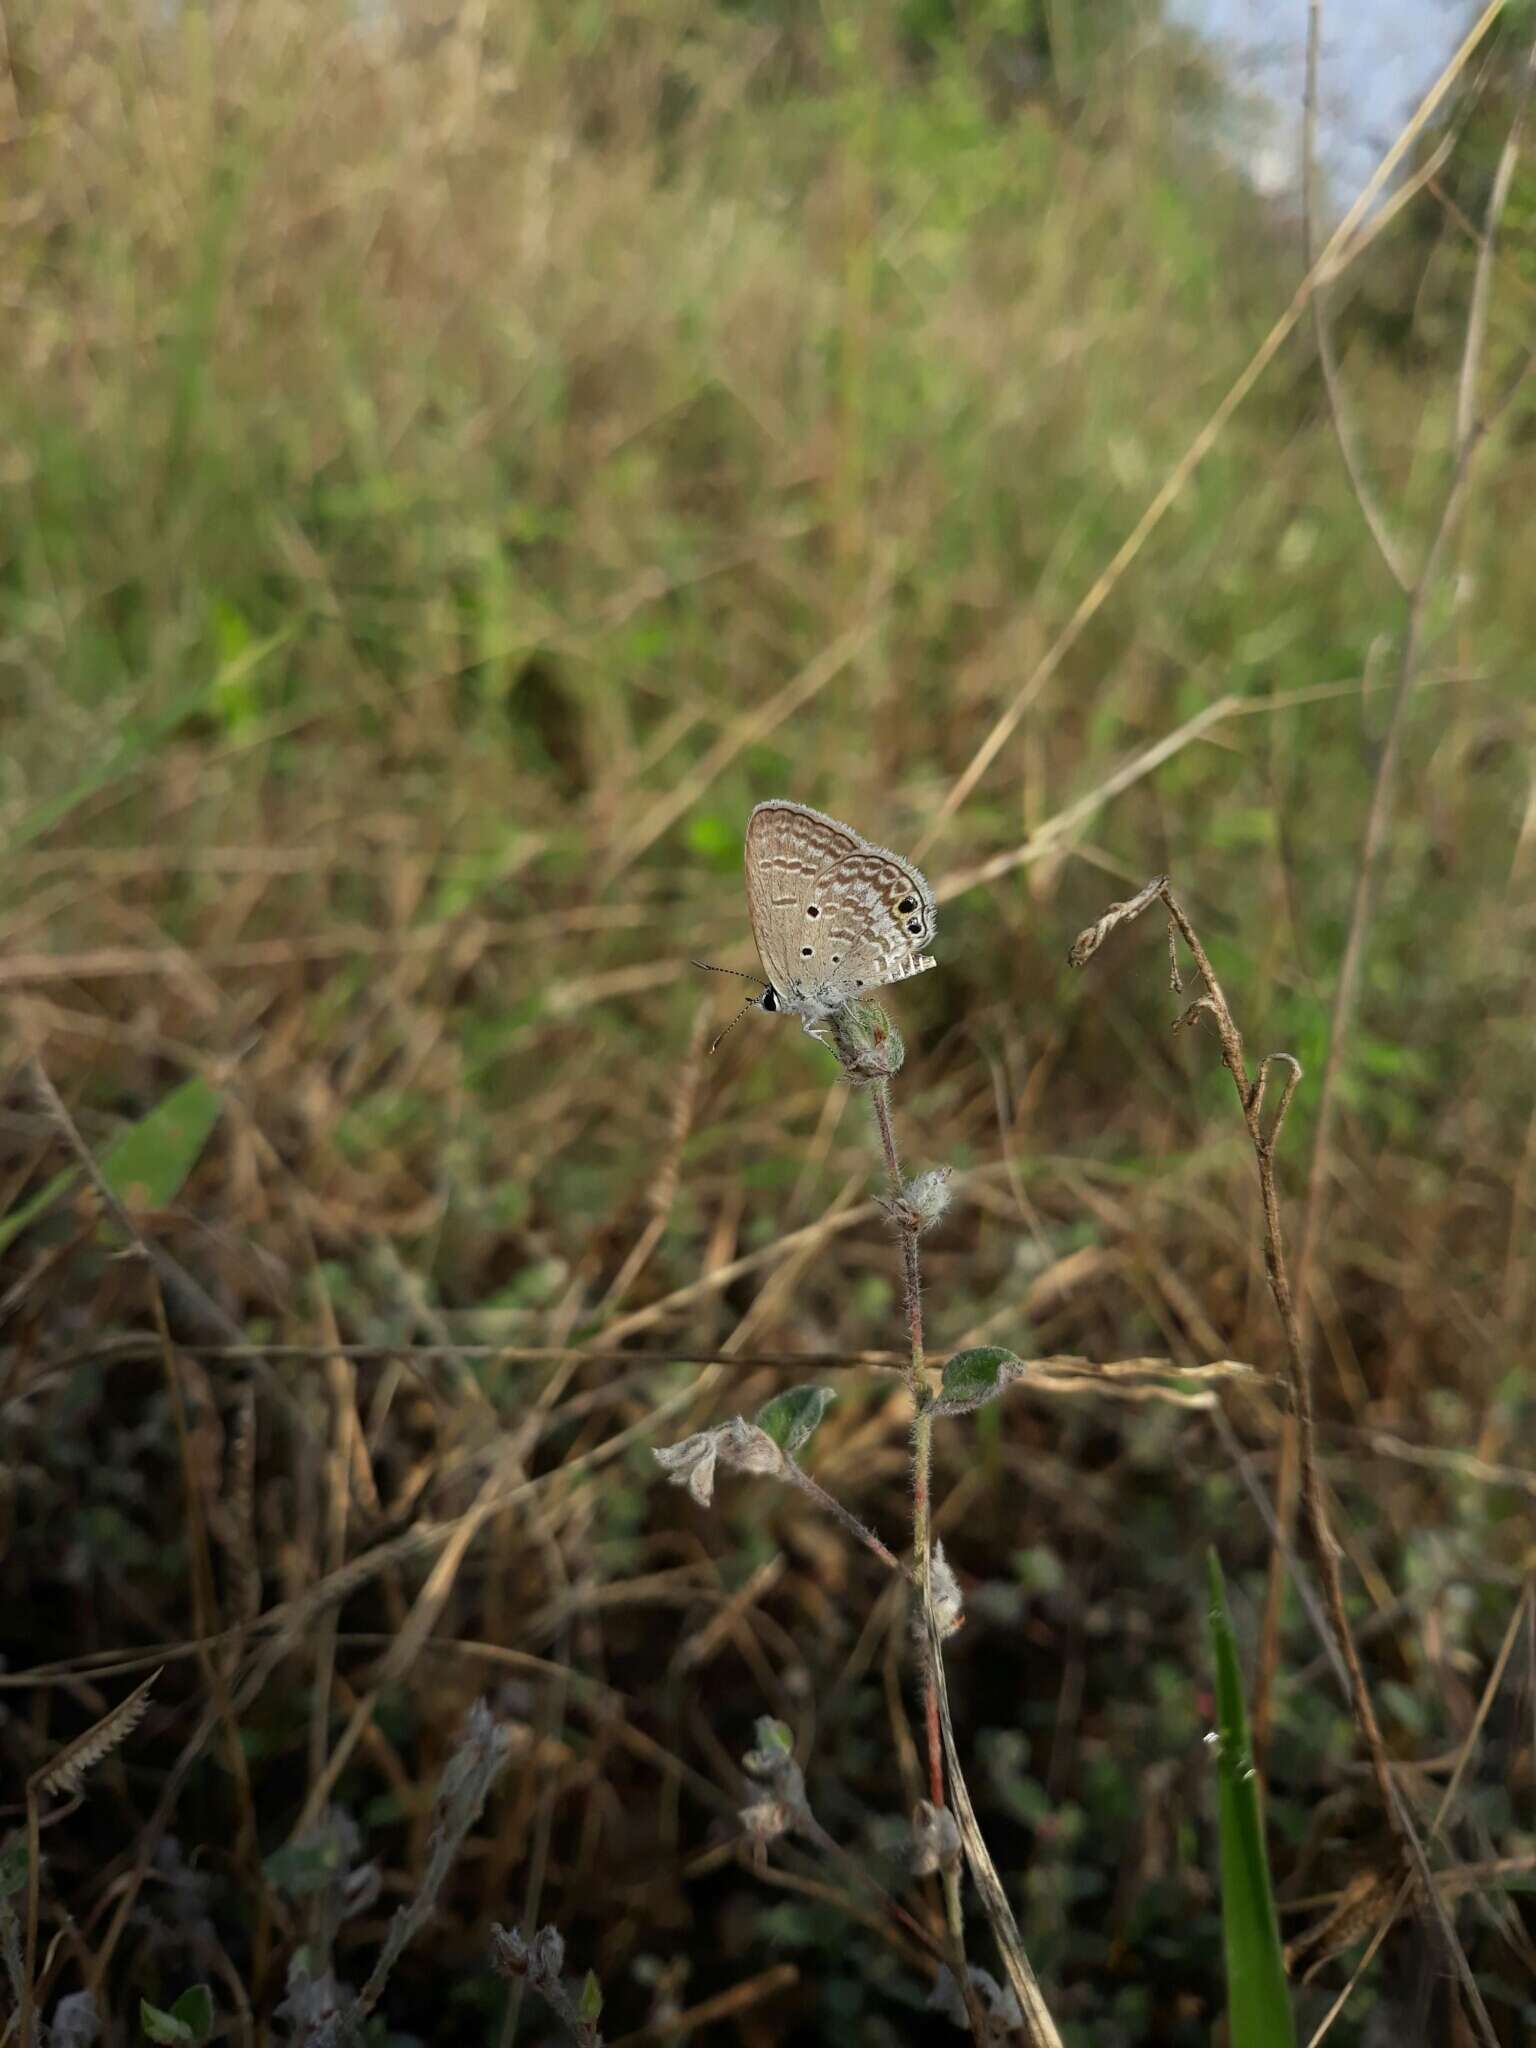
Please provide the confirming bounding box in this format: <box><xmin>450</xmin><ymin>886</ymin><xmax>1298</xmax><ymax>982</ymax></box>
<box><xmin>2</xmin><ymin>0</ymin><xmax>1534</xmax><ymax>2039</ymax></box>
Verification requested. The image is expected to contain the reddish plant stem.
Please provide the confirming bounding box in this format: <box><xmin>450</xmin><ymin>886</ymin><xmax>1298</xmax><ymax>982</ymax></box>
<box><xmin>923</xmin><ymin>1667</ymin><xmax>945</xmax><ymax>1807</ymax></box>
<box><xmin>869</xmin><ymin>1073</ymin><xmax>990</xmax><ymax>2039</ymax></box>
<box><xmin>868</xmin><ymin>1080</ymin><xmax>937</xmax><ymax>1751</ymax></box>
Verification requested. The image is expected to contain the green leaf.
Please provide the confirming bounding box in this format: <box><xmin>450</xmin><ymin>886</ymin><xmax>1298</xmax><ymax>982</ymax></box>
<box><xmin>139</xmin><ymin>2001</ymin><xmax>193</xmax><ymax>2044</ymax></box>
<box><xmin>0</xmin><ymin>1164</ymin><xmax>77</xmax><ymax>1256</ymax></box>
<box><xmin>1206</xmin><ymin>1551</ymin><xmax>1296</xmax><ymax>2048</ymax></box>
<box><xmin>263</xmin><ymin>1837</ymin><xmax>345</xmax><ymax>1898</ymax></box>
<box><xmin>938</xmin><ymin>1347</ymin><xmax>1024</xmax><ymax>1410</ymax></box>
<box><xmin>0</xmin><ymin>1075</ymin><xmax>222</xmax><ymax>1254</ymax></box>
<box><xmin>754</xmin><ymin>1384</ymin><xmax>835</xmax><ymax>1455</ymax></box>
<box><xmin>97</xmin><ymin>1075</ymin><xmax>222</xmax><ymax>1213</ymax></box>
<box><xmin>169</xmin><ymin>1986</ymin><xmax>214</xmax><ymax>2043</ymax></box>
<box><xmin>753</xmin><ymin>1716</ymin><xmax>793</xmax><ymax>1755</ymax></box>
<box><xmin>578</xmin><ymin>1969</ymin><xmax>604</xmax><ymax>2023</ymax></box>
<box><xmin>0</xmin><ymin>1837</ymin><xmax>28</xmax><ymax>1897</ymax></box>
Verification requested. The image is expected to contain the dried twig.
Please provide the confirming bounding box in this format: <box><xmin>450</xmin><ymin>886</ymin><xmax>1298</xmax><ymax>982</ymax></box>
<box><xmin>30</xmin><ymin>1667</ymin><xmax>160</xmax><ymax>1801</ymax></box>
<box><xmin>914</xmin><ymin>0</ymin><xmax>1507</xmax><ymax>855</ymax></box>
<box><xmin>855</xmin><ymin>1015</ymin><xmax>1060</xmax><ymax>2047</ymax></box>
<box><xmin>1303</xmin><ymin>1</ymin><xmax>1411</xmax><ymax>591</ymax></box>
<box><xmin>1070</xmin><ymin>878</ymin><xmax>1499</xmax><ymax>2044</ymax></box>
<box><xmin>863</xmin><ymin>1072</ymin><xmax>990</xmax><ymax>2044</ymax></box>
<box><xmin>1268</xmin><ymin>9</ymin><xmax>1536</xmax><ymax>1806</ymax></box>
<box><xmin>22</xmin><ymin>1669</ymin><xmax>162</xmax><ymax>2045</ymax></box>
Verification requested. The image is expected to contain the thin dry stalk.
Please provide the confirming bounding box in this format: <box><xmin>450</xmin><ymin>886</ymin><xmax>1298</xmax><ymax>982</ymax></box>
<box><xmin>147</xmin><ymin>1272</ymin><xmax>265</xmax><ymax>1967</ymax></box>
<box><xmin>602</xmin><ymin>615</ymin><xmax>881</xmax><ymax>881</ymax></box>
<box><xmin>1069</xmin><ymin>879</ymin><xmax>1499</xmax><ymax>2045</ymax></box>
<box><xmin>30</xmin><ymin>1667</ymin><xmax>160</xmax><ymax>1801</ymax></box>
<box><xmin>1295</xmin><ymin>288</ymin><xmax>1533</xmax><ymax>1330</ymax></box>
<box><xmin>593</xmin><ymin>1001</ymin><xmax>712</xmax><ymax>1315</ymax></box>
<box><xmin>22</xmin><ymin>1061</ymin><xmax>266</xmax><ymax>2009</ymax></box>
<box><xmin>1268</xmin><ymin>12</ymin><xmax>1536</xmax><ymax>1782</ymax></box>
<box><xmin>22</xmin><ymin>1668</ymin><xmax>162</xmax><ymax>2044</ymax></box>
<box><xmin>865</xmin><ymin>1072</ymin><xmax>1060</xmax><ymax>2047</ymax></box>
<box><xmin>1299</xmin><ymin>1583</ymin><xmax>1534</xmax><ymax>2037</ymax></box>
<box><xmin>922</xmin><ymin>1598</ymin><xmax>1062</xmax><ymax>2048</ymax></box>
<box><xmin>604</xmin><ymin>1963</ymin><xmax>799</xmax><ymax>2046</ymax></box>
<box><xmin>933</xmin><ymin>692</ymin><xmax>1243</xmax><ymax>902</ymax></box>
<box><xmin>914</xmin><ymin>0</ymin><xmax>1508</xmax><ymax>856</ymax></box>
<box><xmin>1303</xmin><ymin>0</ymin><xmax>1411</xmax><ymax>590</ymax></box>
<box><xmin>864</xmin><ymin>1080</ymin><xmax>979</xmax><ymax>2032</ymax></box>
<box><xmin>1455</xmin><ymin>33</ymin><xmax>1536</xmax><ymax>453</ymax></box>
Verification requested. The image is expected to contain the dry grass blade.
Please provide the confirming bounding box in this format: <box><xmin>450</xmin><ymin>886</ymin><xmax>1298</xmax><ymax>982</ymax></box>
<box><xmin>1295</xmin><ymin>12</ymin><xmax>1536</xmax><ymax>1333</ymax></box>
<box><xmin>934</xmin><ymin>697</ymin><xmax>1241</xmax><ymax>903</ymax></box>
<box><xmin>923</xmin><ymin>1598</ymin><xmax>1062</xmax><ymax>2048</ymax></box>
<box><xmin>1455</xmin><ymin>32</ymin><xmax>1536</xmax><ymax>454</ymax></box>
<box><xmin>1303</xmin><ymin>0</ymin><xmax>1410</xmax><ymax>592</ymax></box>
<box><xmin>602</xmin><ymin>615</ymin><xmax>880</xmax><ymax>882</ymax></box>
<box><xmin>6</xmin><ymin>4</ymin><xmax>1532</xmax><ymax>2032</ymax></box>
<box><xmin>1264</xmin><ymin>5</ymin><xmax>1536</xmax><ymax>1833</ymax></box>
<box><xmin>916</xmin><ymin>0</ymin><xmax>1508</xmax><ymax>852</ymax></box>
<box><xmin>29</xmin><ymin>1665</ymin><xmax>162</xmax><ymax>1801</ymax></box>
<box><xmin>21</xmin><ymin>1666</ymin><xmax>162</xmax><ymax>2048</ymax></box>
<box><xmin>605</xmin><ymin>1963</ymin><xmax>799</xmax><ymax>2045</ymax></box>
<box><xmin>1070</xmin><ymin>878</ymin><xmax>1501</xmax><ymax>2047</ymax></box>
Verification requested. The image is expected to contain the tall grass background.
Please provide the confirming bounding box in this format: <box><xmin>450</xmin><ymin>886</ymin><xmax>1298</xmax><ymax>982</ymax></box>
<box><xmin>2</xmin><ymin>1</ymin><xmax>1534</xmax><ymax>2041</ymax></box>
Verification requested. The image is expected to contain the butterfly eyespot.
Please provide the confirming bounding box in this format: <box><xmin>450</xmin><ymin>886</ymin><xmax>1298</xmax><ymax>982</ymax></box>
<box><xmin>806</xmin><ymin>905</ymin><xmax>820</xmax><ymax>918</ymax></box>
<box><xmin>898</xmin><ymin>896</ymin><xmax>917</xmax><ymax>913</ymax></box>
<box><xmin>801</xmin><ymin>946</ymin><xmax>813</xmax><ymax>957</ymax></box>
<box><xmin>907</xmin><ymin>919</ymin><xmax>921</xmax><ymax>934</ymax></box>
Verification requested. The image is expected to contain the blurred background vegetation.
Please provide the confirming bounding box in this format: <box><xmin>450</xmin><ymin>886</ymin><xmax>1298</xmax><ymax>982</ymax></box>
<box><xmin>2</xmin><ymin>0</ymin><xmax>1534</xmax><ymax>2041</ymax></box>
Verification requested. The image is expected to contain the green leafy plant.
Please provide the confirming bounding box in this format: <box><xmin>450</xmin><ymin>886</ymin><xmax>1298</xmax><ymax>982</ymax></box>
<box><xmin>140</xmin><ymin>1985</ymin><xmax>214</xmax><ymax>2045</ymax></box>
<box><xmin>1207</xmin><ymin>1551</ymin><xmax>1295</xmax><ymax>2048</ymax></box>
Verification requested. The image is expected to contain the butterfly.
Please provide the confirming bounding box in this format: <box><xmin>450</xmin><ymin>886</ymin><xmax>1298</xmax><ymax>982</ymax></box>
<box><xmin>697</xmin><ymin>800</ymin><xmax>937</xmax><ymax>1049</ymax></box>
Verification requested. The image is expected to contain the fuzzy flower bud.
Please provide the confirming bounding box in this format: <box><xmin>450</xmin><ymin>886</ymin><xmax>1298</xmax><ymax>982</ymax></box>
<box><xmin>717</xmin><ymin>1416</ymin><xmax>786</xmax><ymax>1479</ymax></box>
<box><xmin>827</xmin><ymin>996</ymin><xmax>904</xmax><ymax>1082</ymax></box>
<box><xmin>739</xmin><ymin>1716</ymin><xmax>809</xmax><ymax>1851</ymax></box>
<box><xmin>905</xmin><ymin>1167</ymin><xmax>953</xmax><ymax>1230</ymax></box>
<box><xmin>929</xmin><ymin>1963</ymin><xmax>1022</xmax><ymax>2035</ymax></box>
<box><xmin>885</xmin><ymin>1165</ymin><xmax>954</xmax><ymax>1236</ymax></box>
<box><xmin>913</xmin><ymin>1540</ymin><xmax>965</xmax><ymax>1641</ymax></box>
<box><xmin>652</xmin><ymin>1429</ymin><xmax>722</xmax><ymax>1506</ymax></box>
<box><xmin>909</xmin><ymin>1798</ymin><xmax>962</xmax><ymax>1876</ymax></box>
<box><xmin>741</xmin><ymin>1716</ymin><xmax>805</xmax><ymax>1801</ymax></box>
<box><xmin>654</xmin><ymin>1418</ymin><xmax>786</xmax><ymax>1509</ymax></box>
<box><xmin>739</xmin><ymin>1797</ymin><xmax>793</xmax><ymax>1844</ymax></box>
<box><xmin>490</xmin><ymin>1922</ymin><xmax>565</xmax><ymax>1983</ymax></box>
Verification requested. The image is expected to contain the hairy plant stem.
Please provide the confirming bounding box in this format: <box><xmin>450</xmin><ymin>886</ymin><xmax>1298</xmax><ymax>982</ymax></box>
<box><xmin>867</xmin><ymin>1076</ymin><xmax>934</xmax><ymax>1640</ymax></box>
<box><xmin>780</xmin><ymin>1459</ymin><xmax>901</xmax><ymax>1573</ymax></box>
<box><xmin>866</xmin><ymin>1075</ymin><xmax>983</xmax><ymax>2033</ymax></box>
<box><xmin>866</xmin><ymin>1071</ymin><xmax>1060</xmax><ymax>2044</ymax></box>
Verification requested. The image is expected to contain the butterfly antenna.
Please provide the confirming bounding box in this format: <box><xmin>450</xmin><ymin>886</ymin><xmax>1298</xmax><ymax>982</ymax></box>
<box><xmin>691</xmin><ymin>962</ymin><xmax>769</xmax><ymax>1055</ymax></box>
<box><xmin>690</xmin><ymin>959</ymin><xmax>767</xmax><ymax>986</ymax></box>
<box><xmin>707</xmin><ymin>998</ymin><xmax>759</xmax><ymax>1056</ymax></box>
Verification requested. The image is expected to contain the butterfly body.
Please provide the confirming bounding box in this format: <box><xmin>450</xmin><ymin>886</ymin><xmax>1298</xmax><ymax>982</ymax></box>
<box><xmin>739</xmin><ymin>799</ymin><xmax>937</xmax><ymax>1038</ymax></box>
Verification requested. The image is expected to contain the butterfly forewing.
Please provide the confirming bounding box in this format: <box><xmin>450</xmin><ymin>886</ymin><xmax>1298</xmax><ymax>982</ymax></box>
<box><xmin>744</xmin><ymin>800</ymin><xmax>937</xmax><ymax>1012</ymax></box>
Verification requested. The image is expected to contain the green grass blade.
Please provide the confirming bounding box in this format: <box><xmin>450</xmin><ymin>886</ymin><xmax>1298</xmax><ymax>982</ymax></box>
<box><xmin>3</xmin><ymin>635</ymin><xmax>292</xmax><ymax>859</ymax></box>
<box><xmin>1207</xmin><ymin>1549</ymin><xmax>1296</xmax><ymax>2048</ymax></box>
<box><xmin>0</xmin><ymin>1076</ymin><xmax>222</xmax><ymax>1254</ymax></box>
<box><xmin>0</xmin><ymin>1166</ymin><xmax>77</xmax><ymax>1257</ymax></box>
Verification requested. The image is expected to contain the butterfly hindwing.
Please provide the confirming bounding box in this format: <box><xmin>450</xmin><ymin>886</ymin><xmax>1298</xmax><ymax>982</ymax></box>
<box><xmin>744</xmin><ymin>800</ymin><xmax>937</xmax><ymax>1013</ymax></box>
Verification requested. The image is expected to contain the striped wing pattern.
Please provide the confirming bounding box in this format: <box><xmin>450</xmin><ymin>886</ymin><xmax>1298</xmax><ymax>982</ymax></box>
<box><xmin>744</xmin><ymin>800</ymin><xmax>937</xmax><ymax>1014</ymax></box>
